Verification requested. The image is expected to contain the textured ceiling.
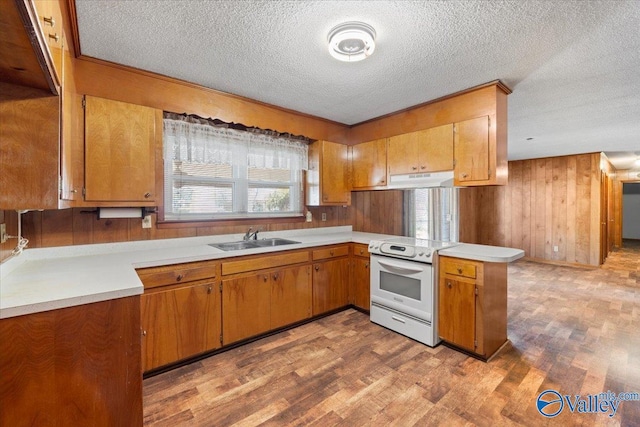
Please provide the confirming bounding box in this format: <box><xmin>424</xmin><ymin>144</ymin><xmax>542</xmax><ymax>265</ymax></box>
<box><xmin>74</xmin><ymin>1</ymin><xmax>640</xmax><ymax>169</ymax></box>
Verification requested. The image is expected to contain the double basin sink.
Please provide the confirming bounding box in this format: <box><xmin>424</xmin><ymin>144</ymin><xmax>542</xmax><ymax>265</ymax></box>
<box><xmin>209</xmin><ymin>237</ymin><xmax>300</xmax><ymax>252</ymax></box>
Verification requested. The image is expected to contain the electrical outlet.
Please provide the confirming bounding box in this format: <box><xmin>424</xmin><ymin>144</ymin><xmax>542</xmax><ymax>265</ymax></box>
<box><xmin>0</xmin><ymin>223</ymin><xmax>6</xmax><ymax>244</ymax></box>
<box><xmin>306</xmin><ymin>211</ymin><xmax>312</xmax><ymax>222</ymax></box>
<box><xmin>321</xmin><ymin>213</ymin><xmax>327</xmax><ymax>222</ymax></box>
<box><xmin>142</xmin><ymin>215</ymin><xmax>152</xmax><ymax>229</ymax></box>
<box><xmin>553</xmin><ymin>245</ymin><xmax>558</xmax><ymax>252</ymax></box>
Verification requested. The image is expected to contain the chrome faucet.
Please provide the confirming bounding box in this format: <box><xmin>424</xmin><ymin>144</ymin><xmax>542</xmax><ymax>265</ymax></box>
<box><xmin>243</xmin><ymin>227</ymin><xmax>260</xmax><ymax>240</ymax></box>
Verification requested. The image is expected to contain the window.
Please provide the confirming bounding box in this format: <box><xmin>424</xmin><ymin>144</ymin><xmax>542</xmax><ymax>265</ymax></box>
<box><xmin>406</xmin><ymin>188</ymin><xmax>459</xmax><ymax>241</ymax></box>
<box><xmin>163</xmin><ymin>116</ymin><xmax>307</xmax><ymax>221</ymax></box>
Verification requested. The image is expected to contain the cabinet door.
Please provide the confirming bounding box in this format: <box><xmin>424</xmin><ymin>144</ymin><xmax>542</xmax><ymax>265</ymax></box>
<box><xmin>141</xmin><ymin>281</ymin><xmax>220</xmax><ymax>372</ymax></box>
<box><xmin>454</xmin><ymin>116</ymin><xmax>489</xmax><ymax>183</ymax></box>
<box><xmin>270</xmin><ymin>265</ymin><xmax>311</xmax><ymax>329</ymax></box>
<box><xmin>222</xmin><ymin>273</ymin><xmax>271</xmax><ymax>345</ymax></box>
<box><xmin>34</xmin><ymin>0</ymin><xmax>63</xmax><ymax>82</ymax></box>
<box><xmin>0</xmin><ymin>84</ymin><xmax>59</xmax><ymax>209</ymax></box>
<box><xmin>312</xmin><ymin>258</ymin><xmax>349</xmax><ymax>315</ymax></box>
<box><xmin>84</xmin><ymin>96</ymin><xmax>158</xmax><ymax>202</ymax></box>
<box><xmin>351</xmin><ymin>257</ymin><xmax>370</xmax><ymax>310</ymax></box>
<box><xmin>387</xmin><ymin>133</ymin><xmax>418</xmax><ymax>175</ymax></box>
<box><xmin>321</xmin><ymin>141</ymin><xmax>351</xmax><ymax>205</ymax></box>
<box><xmin>420</xmin><ymin>124</ymin><xmax>454</xmax><ymax>172</ymax></box>
<box><xmin>351</xmin><ymin>138</ymin><xmax>387</xmax><ymax>189</ymax></box>
<box><xmin>438</xmin><ymin>276</ymin><xmax>476</xmax><ymax>351</ymax></box>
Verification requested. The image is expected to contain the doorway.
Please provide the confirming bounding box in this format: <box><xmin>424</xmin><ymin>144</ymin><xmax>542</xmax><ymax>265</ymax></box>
<box><xmin>622</xmin><ymin>182</ymin><xmax>640</xmax><ymax>246</ymax></box>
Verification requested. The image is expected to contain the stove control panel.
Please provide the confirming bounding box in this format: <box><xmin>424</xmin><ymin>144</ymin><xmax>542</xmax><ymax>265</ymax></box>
<box><xmin>369</xmin><ymin>240</ymin><xmax>435</xmax><ymax>263</ymax></box>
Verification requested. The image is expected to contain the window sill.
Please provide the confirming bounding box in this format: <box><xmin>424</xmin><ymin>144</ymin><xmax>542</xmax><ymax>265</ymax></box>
<box><xmin>156</xmin><ymin>215</ymin><xmax>306</xmax><ymax>229</ymax></box>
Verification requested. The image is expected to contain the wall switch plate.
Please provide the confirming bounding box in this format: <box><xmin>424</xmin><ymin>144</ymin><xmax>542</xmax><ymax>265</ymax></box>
<box><xmin>142</xmin><ymin>215</ymin><xmax>152</xmax><ymax>229</ymax></box>
<box><xmin>553</xmin><ymin>245</ymin><xmax>559</xmax><ymax>252</ymax></box>
<box><xmin>321</xmin><ymin>213</ymin><xmax>327</xmax><ymax>221</ymax></box>
<box><xmin>0</xmin><ymin>223</ymin><xmax>6</xmax><ymax>243</ymax></box>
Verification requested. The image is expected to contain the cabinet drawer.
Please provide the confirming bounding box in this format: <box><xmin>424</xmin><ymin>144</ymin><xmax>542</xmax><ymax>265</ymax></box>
<box><xmin>312</xmin><ymin>245</ymin><xmax>350</xmax><ymax>261</ymax></box>
<box><xmin>352</xmin><ymin>243</ymin><xmax>370</xmax><ymax>258</ymax></box>
<box><xmin>137</xmin><ymin>261</ymin><xmax>220</xmax><ymax>289</ymax></box>
<box><xmin>222</xmin><ymin>250</ymin><xmax>310</xmax><ymax>276</ymax></box>
<box><xmin>440</xmin><ymin>257</ymin><xmax>477</xmax><ymax>279</ymax></box>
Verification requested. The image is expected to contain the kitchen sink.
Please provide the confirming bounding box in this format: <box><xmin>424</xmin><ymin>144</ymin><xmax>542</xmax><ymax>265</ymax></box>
<box><xmin>209</xmin><ymin>237</ymin><xmax>300</xmax><ymax>251</ymax></box>
<box><xmin>253</xmin><ymin>238</ymin><xmax>300</xmax><ymax>247</ymax></box>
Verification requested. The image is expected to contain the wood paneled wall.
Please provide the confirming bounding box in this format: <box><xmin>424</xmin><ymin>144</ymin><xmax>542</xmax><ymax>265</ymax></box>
<box><xmin>459</xmin><ymin>153</ymin><xmax>604</xmax><ymax>266</ymax></box>
<box><xmin>350</xmin><ymin>190</ymin><xmax>404</xmax><ymax>235</ymax></box>
<box><xmin>6</xmin><ymin>191</ymin><xmax>402</xmax><ymax>254</ymax></box>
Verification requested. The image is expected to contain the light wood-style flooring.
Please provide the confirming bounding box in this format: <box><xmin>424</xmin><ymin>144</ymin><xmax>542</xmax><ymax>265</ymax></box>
<box><xmin>143</xmin><ymin>242</ymin><xmax>640</xmax><ymax>426</ymax></box>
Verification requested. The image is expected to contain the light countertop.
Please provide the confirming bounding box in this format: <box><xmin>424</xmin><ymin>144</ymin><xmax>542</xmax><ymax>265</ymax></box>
<box><xmin>0</xmin><ymin>226</ymin><xmax>522</xmax><ymax>319</ymax></box>
<box><xmin>439</xmin><ymin>243</ymin><xmax>525</xmax><ymax>263</ymax></box>
<box><xmin>0</xmin><ymin>227</ymin><xmax>394</xmax><ymax>319</ymax></box>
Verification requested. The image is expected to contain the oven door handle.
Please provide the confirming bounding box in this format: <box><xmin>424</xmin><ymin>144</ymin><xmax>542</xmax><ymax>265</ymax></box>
<box><xmin>375</xmin><ymin>259</ymin><xmax>424</xmax><ymax>275</ymax></box>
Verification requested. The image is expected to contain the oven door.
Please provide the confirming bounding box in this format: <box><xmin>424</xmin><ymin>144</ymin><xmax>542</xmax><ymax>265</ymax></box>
<box><xmin>370</xmin><ymin>254</ymin><xmax>434</xmax><ymax>323</ymax></box>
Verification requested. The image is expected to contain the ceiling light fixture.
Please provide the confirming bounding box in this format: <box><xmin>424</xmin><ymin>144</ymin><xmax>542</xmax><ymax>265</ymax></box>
<box><xmin>327</xmin><ymin>22</ymin><xmax>376</xmax><ymax>62</ymax></box>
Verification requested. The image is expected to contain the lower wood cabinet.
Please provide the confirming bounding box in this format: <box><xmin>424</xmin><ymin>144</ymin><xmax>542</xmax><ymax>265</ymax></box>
<box><xmin>137</xmin><ymin>260</ymin><xmax>221</xmax><ymax>372</ymax></box>
<box><xmin>312</xmin><ymin>245</ymin><xmax>350</xmax><ymax>315</ymax></box>
<box><xmin>350</xmin><ymin>243</ymin><xmax>371</xmax><ymax>311</ymax></box>
<box><xmin>222</xmin><ymin>261</ymin><xmax>311</xmax><ymax>346</ymax></box>
<box><xmin>270</xmin><ymin>265</ymin><xmax>312</xmax><ymax>329</ymax></box>
<box><xmin>222</xmin><ymin>273</ymin><xmax>271</xmax><ymax>345</ymax></box>
<box><xmin>0</xmin><ymin>297</ymin><xmax>142</xmax><ymax>426</ymax></box>
<box><xmin>141</xmin><ymin>280</ymin><xmax>221</xmax><ymax>372</ymax></box>
<box><xmin>438</xmin><ymin>256</ymin><xmax>507</xmax><ymax>359</ymax></box>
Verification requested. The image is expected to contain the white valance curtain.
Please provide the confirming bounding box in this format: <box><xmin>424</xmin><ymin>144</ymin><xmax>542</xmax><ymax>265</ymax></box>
<box><xmin>163</xmin><ymin>115</ymin><xmax>308</xmax><ymax>221</ymax></box>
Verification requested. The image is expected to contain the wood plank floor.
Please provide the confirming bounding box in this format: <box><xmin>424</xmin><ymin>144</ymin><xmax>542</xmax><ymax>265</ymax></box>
<box><xmin>143</xmin><ymin>243</ymin><xmax>640</xmax><ymax>426</ymax></box>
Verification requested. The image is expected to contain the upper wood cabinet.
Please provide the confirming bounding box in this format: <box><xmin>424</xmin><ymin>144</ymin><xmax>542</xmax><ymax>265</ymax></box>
<box><xmin>84</xmin><ymin>96</ymin><xmax>160</xmax><ymax>204</ymax></box>
<box><xmin>454</xmin><ymin>115</ymin><xmax>507</xmax><ymax>186</ymax></box>
<box><xmin>387</xmin><ymin>124</ymin><xmax>454</xmax><ymax>175</ymax></box>
<box><xmin>351</xmin><ymin>138</ymin><xmax>387</xmax><ymax>189</ymax></box>
<box><xmin>0</xmin><ymin>83</ymin><xmax>60</xmax><ymax>210</ymax></box>
<box><xmin>307</xmin><ymin>140</ymin><xmax>351</xmax><ymax>206</ymax></box>
<box><xmin>33</xmin><ymin>0</ymin><xmax>64</xmax><ymax>83</ymax></box>
<box><xmin>0</xmin><ymin>0</ymin><xmax>61</xmax><ymax>94</ymax></box>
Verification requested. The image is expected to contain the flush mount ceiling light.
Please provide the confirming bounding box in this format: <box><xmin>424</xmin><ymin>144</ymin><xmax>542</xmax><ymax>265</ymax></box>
<box><xmin>327</xmin><ymin>21</ymin><xmax>376</xmax><ymax>62</ymax></box>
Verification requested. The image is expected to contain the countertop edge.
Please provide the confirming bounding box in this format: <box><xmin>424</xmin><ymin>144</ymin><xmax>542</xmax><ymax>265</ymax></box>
<box><xmin>438</xmin><ymin>244</ymin><xmax>525</xmax><ymax>263</ymax></box>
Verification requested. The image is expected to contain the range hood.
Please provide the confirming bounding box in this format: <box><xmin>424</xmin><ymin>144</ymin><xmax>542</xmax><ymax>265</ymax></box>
<box><xmin>387</xmin><ymin>170</ymin><xmax>455</xmax><ymax>189</ymax></box>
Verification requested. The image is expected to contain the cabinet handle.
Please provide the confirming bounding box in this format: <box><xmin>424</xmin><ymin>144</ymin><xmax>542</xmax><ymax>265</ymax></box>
<box><xmin>330</xmin><ymin>250</ymin><xmax>334</xmax><ymax>256</ymax></box>
<box><xmin>43</xmin><ymin>16</ymin><xmax>55</xmax><ymax>27</ymax></box>
<box><xmin>70</xmin><ymin>189</ymin><xmax>78</xmax><ymax>193</ymax></box>
<box><xmin>263</xmin><ymin>275</ymin><xmax>268</xmax><ymax>282</ymax></box>
<box><xmin>380</xmin><ymin>179</ymin><xmax>386</xmax><ymax>184</ymax></box>
<box><xmin>447</xmin><ymin>281</ymin><xmax>452</xmax><ymax>289</ymax></box>
<box><xmin>314</xmin><ymin>265</ymin><xmax>320</xmax><ymax>272</ymax></box>
<box><xmin>457</xmin><ymin>268</ymin><xmax>462</xmax><ymax>274</ymax></box>
<box><xmin>359</xmin><ymin>249</ymin><xmax>364</xmax><ymax>255</ymax></box>
<box><xmin>273</xmin><ymin>273</ymin><xmax>279</xmax><ymax>280</ymax></box>
<box><xmin>176</xmin><ymin>274</ymin><xmax>183</xmax><ymax>281</ymax></box>
<box><xmin>411</xmin><ymin>166</ymin><xmax>417</xmax><ymax>171</ymax></box>
<box><xmin>420</xmin><ymin>166</ymin><xmax>426</xmax><ymax>170</ymax></box>
<box><xmin>48</xmin><ymin>33</ymin><xmax>60</xmax><ymax>42</ymax></box>
<box><xmin>207</xmin><ymin>286</ymin><xmax>212</xmax><ymax>294</ymax></box>
<box><xmin>141</xmin><ymin>330</ymin><xmax>147</xmax><ymax>337</ymax></box>
<box><xmin>144</xmin><ymin>192</ymin><xmax>152</xmax><ymax>198</ymax></box>
<box><xmin>365</xmin><ymin>263</ymin><xmax>369</xmax><ymax>268</ymax></box>
<box><xmin>461</xmin><ymin>173</ymin><xmax>468</xmax><ymax>179</ymax></box>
